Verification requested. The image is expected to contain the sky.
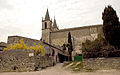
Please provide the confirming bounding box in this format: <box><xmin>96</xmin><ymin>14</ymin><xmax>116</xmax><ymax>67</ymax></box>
<box><xmin>0</xmin><ymin>0</ymin><xmax>120</xmax><ymax>42</ymax></box>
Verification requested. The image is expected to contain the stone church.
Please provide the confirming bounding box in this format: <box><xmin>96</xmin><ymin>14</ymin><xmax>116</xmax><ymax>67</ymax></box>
<box><xmin>6</xmin><ymin>9</ymin><xmax>103</xmax><ymax>63</ymax></box>
<box><xmin>41</xmin><ymin>9</ymin><xmax>102</xmax><ymax>52</ymax></box>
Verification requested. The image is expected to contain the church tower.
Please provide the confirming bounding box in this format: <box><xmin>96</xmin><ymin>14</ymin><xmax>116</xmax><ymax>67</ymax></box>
<box><xmin>42</xmin><ymin>9</ymin><xmax>52</xmax><ymax>44</ymax></box>
<box><xmin>52</xmin><ymin>17</ymin><xmax>59</xmax><ymax>31</ymax></box>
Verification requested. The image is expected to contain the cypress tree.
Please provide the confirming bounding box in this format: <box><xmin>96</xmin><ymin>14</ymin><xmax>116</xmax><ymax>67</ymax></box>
<box><xmin>68</xmin><ymin>32</ymin><xmax>73</xmax><ymax>61</ymax></box>
<box><xmin>102</xmin><ymin>5</ymin><xmax>120</xmax><ymax>49</ymax></box>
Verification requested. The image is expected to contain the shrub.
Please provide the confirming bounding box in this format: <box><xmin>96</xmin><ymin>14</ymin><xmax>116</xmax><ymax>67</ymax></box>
<box><xmin>4</xmin><ymin>39</ymin><xmax>27</xmax><ymax>50</ymax></box>
<box><xmin>4</xmin><ymin>39</ymin><xmax>45</xmax><ymax>56</ymax></box>
<box><xmin>28</xmin><ymin>45</ymin><xmax>45</xmax><ymax>55</ymax></box>
<box><xmin>82</xmin><ymin>29</ymin><xmax>120</xmax><ymax>58</ymax></box>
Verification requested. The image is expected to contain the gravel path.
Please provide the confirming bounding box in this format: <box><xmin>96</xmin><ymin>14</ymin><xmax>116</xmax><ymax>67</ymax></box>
<box><xmin>0</xmin><ymin>63</ymin><xmax>120</xmax><ymax>75</ymax></box>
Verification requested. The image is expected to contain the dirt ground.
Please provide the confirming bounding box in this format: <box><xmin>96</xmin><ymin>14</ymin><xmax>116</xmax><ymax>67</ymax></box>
<box><xmin>0</xmin><ymin>63</ymin><xmax>120</xmax><ymax>75</ymax></box>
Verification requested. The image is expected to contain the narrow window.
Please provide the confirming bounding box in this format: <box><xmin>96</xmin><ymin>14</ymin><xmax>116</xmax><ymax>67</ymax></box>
<box><xmin>45</xmin><ymin>22</ymin><xmax>47</xmax><ymax>29</ymax></box>
<box><xmin>52</xmin><ymin>50</ymin><xmax>55</xmax><ymax>56</ymax></box>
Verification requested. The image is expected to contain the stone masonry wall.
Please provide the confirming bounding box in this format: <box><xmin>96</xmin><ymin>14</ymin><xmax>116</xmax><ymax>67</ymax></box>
<box><xmin>83</xmin><ymin>57</ymin><xmax>120</xmax><ymax>70</ymax></box>
<box><xmin>7</xmin><ymin>36</ymin><xmax>52</xmax><ymax>55</ymax></box>
<box><xmin>6</xmin><ymin>36</ymin><xmax>67</xmax><ymax>64</ymax></box>
<box><xmin>50</xmin><ymin>25</ymin><xmax>102</xmax><ymax>50</ymax></box>
<box><xmin>0</xmin><ymin>50</ymin><xmax>54</xmax><ymax>72</ymax></box>
<box><xmin>7</xmin><ymin>36</ymin><xmax>43</xmax><ymax>46</ymax></box>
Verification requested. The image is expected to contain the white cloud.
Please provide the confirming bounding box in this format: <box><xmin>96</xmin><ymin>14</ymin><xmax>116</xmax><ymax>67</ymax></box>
<box><xmin>0</xmin><ymin>0</ymin><xmax>120</xmax><ymax>42</ymax></box>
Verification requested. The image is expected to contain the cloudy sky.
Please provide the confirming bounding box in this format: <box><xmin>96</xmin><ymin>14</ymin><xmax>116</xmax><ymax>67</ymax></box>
<box><xmin>0</xmin><ymin>0</ymin><xmax>120</xmax><ymax>42</ymax></box>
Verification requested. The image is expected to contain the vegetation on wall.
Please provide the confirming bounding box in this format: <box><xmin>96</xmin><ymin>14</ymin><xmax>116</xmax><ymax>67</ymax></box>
<box><xmin>82</xmin><ymin>28</ymin><xmax>120</xmax><ymax>58</ymax></box>
<box><xmin>102</xmin><ymin>5</ymin><xmax>120</xmax><ymax>49</ymax></box>
<box><xmin>82</xmin><ymin>5</ymin><xmax>120</xmax><ymax>58</ymax></box>
<box><xmin>4</xmin><ymin>39</ymin><xmax>45</xmax><ymax>56</ymax></box>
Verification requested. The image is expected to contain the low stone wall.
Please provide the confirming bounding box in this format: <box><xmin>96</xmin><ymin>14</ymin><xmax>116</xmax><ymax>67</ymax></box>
<box><xmin>83</xmin><ymin>57</ymin><xmax>120</xmax><ymax>70</ymax></box>
<box><xmin>0</xmin><ymin>50</ymin><xmax>54</xmax><ymax>72</ymax></box>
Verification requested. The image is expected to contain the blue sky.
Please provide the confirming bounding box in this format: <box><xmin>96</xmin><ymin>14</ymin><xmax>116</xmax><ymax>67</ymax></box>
<box><xmin>0</xmin><ymin>0</ymin><xmax>120</xmax><ymax>42</ymax></box>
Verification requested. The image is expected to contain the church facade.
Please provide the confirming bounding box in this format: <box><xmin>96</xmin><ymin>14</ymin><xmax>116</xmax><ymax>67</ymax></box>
<box><xmin>41</xmin><ymin>9</ymin><xmax>102</xmax><ymax>52</ymax></box>
<box><xmin>6</xmin><ymin>9</ymin><xmax>103</xmax><ymax>63</ymax></box>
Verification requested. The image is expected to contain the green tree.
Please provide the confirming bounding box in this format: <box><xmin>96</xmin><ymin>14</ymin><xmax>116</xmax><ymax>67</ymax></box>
<box><xmin>102</xmin><ymin>5</ymin><xmax>120</xmax><ymax>49</ymax></box>
<box><xmin>68</xmin><ymin>32</ymin><xmax>73</xmax><ymax>61</ymax></box>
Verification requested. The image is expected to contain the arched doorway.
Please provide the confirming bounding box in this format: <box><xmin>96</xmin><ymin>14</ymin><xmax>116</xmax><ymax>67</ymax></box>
<box><xmin>58</xmin><ymin>53</ymin><xmax>68</xmax><ymax>63</ymax></box>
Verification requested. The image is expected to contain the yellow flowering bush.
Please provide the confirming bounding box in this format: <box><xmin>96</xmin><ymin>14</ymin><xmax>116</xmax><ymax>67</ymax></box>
<box><xmin>4</xmin><ymin>39</ymin><xmax>45</xmax><ymax>56</ymax></box>
<box><xmin>4</xmin><ymin>39</ymin><xmax>27</xmax><ymax>50</ymax></box>
<box><xmin>28</xmin><ymin>45</ymin><xmax>45</xmax><ymax>55</ymax></box>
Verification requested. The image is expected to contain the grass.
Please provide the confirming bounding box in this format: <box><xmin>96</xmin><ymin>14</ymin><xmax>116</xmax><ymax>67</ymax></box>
<box><xmin>62</xmin><ymin>61</ymin><xmax>73</xmax><ymax>67</ymax></box>
<box><xmin>63</xmin><ymin>61</ymin><xmax>95</xmax><ymax>72</ymax></box>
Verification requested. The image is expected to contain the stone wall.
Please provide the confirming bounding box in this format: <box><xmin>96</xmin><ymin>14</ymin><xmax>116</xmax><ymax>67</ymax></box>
<box><xmin>0</xmin><ymin>42</ymin><xmax>7</xmax><ymax>51</ymax></box>
<box><xmin>7</xmin><ymin>36</ymin><xmax>52</xmax><ymax>55</ymax></box>
<box><xmin>50</xmin><ymin>25</ymin><xmax>102</xmax><ymax>50</ymax></box>
<box><xmin>42</xmin><ymin>29</ymin><xmax>51</xmax><ymax>44</ymax></box>
<box><xmin>7</xmin><ymin>36</ymin><xmax>43</xmax><ymax>46</ymax></box>
<box><xmin>0</xmin><ymin>50</ymin><xmax>54</xmax><ymax>72</ymax></box>
<box><xmin>6</xmin><ymin>36</ymin><xmax>69</xmax><ymax>64</ymax></box>
<box><xmin>83</xmin><ymin>57</ymin><xmax>120</xmax><ymax>70</ymax></box>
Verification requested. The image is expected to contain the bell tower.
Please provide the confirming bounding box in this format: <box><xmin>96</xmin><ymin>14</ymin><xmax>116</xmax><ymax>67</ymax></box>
<box><xmin>42</xmin><ymin>9</ymin><xmax>52</xmax><ymax>44</ymax></box>
<box><xmin>52</xmin><ymin>17</ymin><xmax>59</xmax><ymax>31</ymax></box>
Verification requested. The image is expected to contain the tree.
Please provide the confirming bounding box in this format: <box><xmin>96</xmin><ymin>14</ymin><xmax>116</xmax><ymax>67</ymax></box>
<box><xmin>102</xmin><ymin>5</ymin><xmax>120</xmax><ymax>49</ymax></box>
<box><xmin>68</xmin><ymin>32</ymin><xmax>73</xmax><ymax>61</ymax></box>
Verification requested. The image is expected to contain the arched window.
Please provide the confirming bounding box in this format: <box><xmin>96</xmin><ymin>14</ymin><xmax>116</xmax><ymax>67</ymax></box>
<box><xmin>45</xmin><ymin>22</ymin><xmax>47</xmax><ymax>29</ymax></box>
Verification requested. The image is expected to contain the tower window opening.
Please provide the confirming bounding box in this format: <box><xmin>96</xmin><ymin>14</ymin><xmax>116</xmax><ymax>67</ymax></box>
<box><xmin>45</xmin><ymin>22</ymin><xmax>47</xmax><ymax>29</ymax></box>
